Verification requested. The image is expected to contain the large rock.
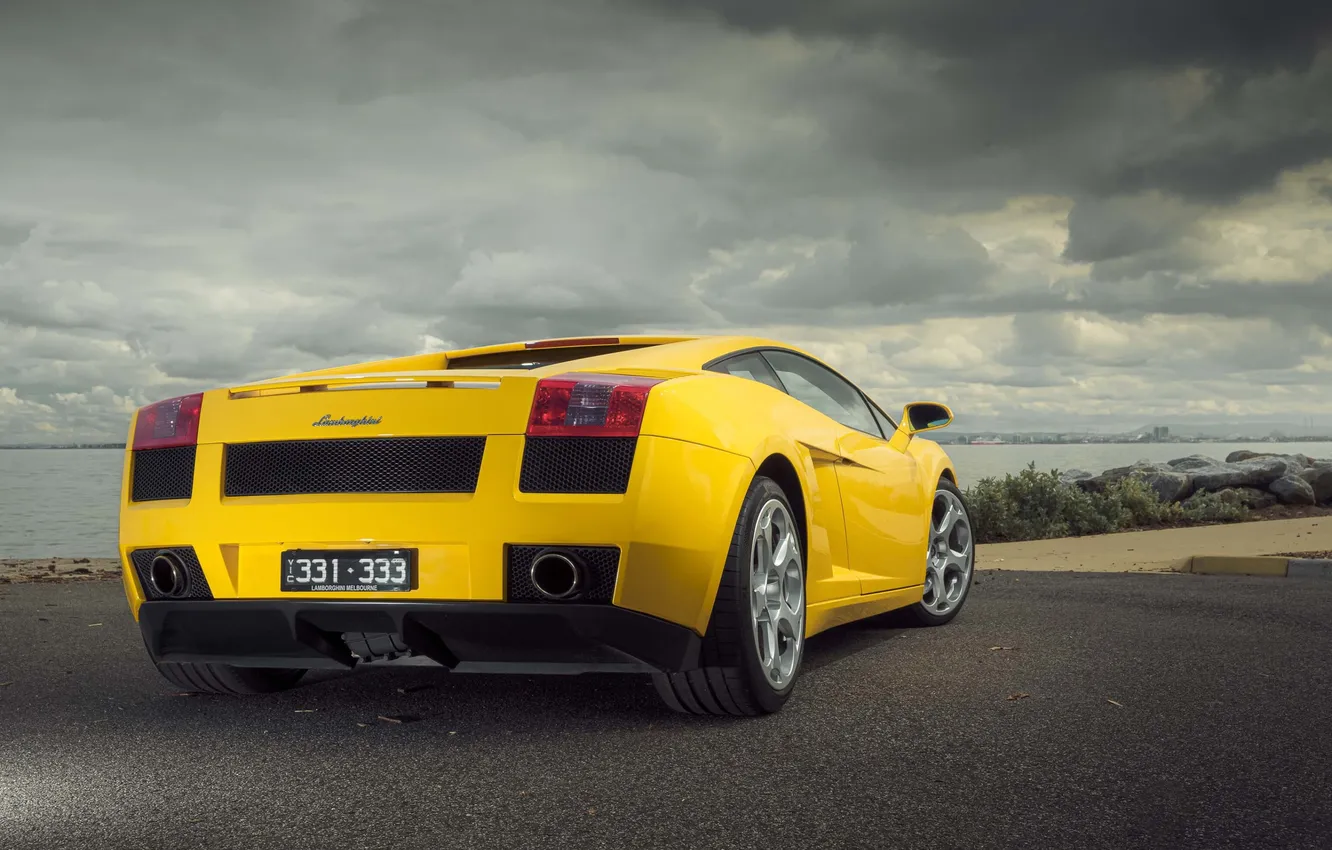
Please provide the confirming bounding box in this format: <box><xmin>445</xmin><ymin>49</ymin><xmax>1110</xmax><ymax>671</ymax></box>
<box><xmin>1168</xmin><ymin>455</ymin><xmax>1223</xmax><ymax>471</ymax></box>
<box><xmin>1224</xmin><ymin>451</ymin><xmax>1313</xmax><ymax>476</ymax></box>
<box><xmin>1132</xmin><ymin>469</ymin><xmax>1193</xmax><ymax>503</ymax></box>
<box><xmin>1270</xmin><ymin>475</ymin><xmax>1316</xmax><ymax>506</ymax></box>
<box><xmin>1298</xmin><ymin>466</ymin><xmax>1332</xmax><ymax>505</ymax></box>
<box><xmin>1078</xmin><ymin>461</ymin><xmax>1149</xmax><ymax>490</ymax></box>
<box><xmin>1189</xmin><ymin>456</ymin><xmax>1288</xmax><ymax>492</ymax></box>
<box><xmin>1076</xmin><ymin>461</ymin><xmax>1193</xmax><ymax>502</ymax></box>
<box><xmin>1075</xmin><ymin>464</ymin><xmax>1134</xmax><ymax>493</ymax></box>
<box><xmin>1058</xmin><ymin>469</ymin><xmax>1095</xmax><ymax>487</ymax></box>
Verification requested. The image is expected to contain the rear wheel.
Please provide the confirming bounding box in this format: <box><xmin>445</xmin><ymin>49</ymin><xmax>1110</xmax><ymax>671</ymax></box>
<box><xmin>652</xmin><ymin>475</ymin><xmax>806</xmax><ymax>716</ymax></box>
<box><xmin>901</xmin><ymin>477</ymin><xmax>975</xmax><ymax>626</ymax></box>
<box><xmin>154</xmin><ymin>661</ymin><xmax>307</xmax><ymax>695</ymax></box>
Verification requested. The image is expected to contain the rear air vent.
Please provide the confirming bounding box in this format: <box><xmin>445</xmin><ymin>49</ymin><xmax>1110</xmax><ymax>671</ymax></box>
<box><xmin>224</xmin><ymin>436</ymin><xmax>486</xmax><ymax>496</ymax></box>
<box><xmin>518</xmin><ymin>436</ymin><xmax>637</xmax><ymax>494</ymax></box>
<box><xmin>131</xmin><ymin>446</ymin><xmax>197</xmax><ymax>502</ymax></box>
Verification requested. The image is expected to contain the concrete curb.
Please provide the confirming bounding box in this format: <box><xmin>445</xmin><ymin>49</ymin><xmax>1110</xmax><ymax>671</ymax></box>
<box><xmin>1184</xmin><ymin>556</ymin><xmax>1332</xmax><ymax>578</ymax></box>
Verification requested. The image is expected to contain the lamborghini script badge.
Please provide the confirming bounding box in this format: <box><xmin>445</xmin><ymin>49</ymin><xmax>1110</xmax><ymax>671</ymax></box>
<box><xmin>312</xmin><ymin>414</ymin><xmax>383</xmax><ymax>428</ymax></box>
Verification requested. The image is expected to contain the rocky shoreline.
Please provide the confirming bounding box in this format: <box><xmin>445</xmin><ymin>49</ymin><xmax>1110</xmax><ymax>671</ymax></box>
<box><xmin>1058</xmin><ymin>450</ymin><xmax>1332</xmax><ymax>509</ymax></box>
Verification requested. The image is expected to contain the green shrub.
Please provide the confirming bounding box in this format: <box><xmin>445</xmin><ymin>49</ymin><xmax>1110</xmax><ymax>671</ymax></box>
<box><xmin>1116</xmin><ymin>474</ymin><xmax>1184</xmax><ymax>527</ymax></box>
<box><xmin>1063</xmin><ymin>486</ymin><xmax>1125</xmax><ymax>537</ymax></box>
<box><xmin>1180</xmin><ymin>489</ymin><xmax>1248</xmax><ymax>522</ymax></box>
<box><xmin>964</xmin><ymin>463</ymin><xmax>1109</xmax><ymax>543</ymax></box>
<box><xmin>962</xmin><ymin>463</ymin><xmax>1222</xmax><ymax>544</ymax></box>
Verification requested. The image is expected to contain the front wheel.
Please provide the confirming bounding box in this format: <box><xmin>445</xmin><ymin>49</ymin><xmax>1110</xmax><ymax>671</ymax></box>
<box><xmin>902</xmin><ymin>477</ymin><xmax>975</xmax><ymax>626</ymax></box>
<box><xmin>652</xmin><ymin>475</ymin><xmax>806</xmax><ymax>716</ymax></box>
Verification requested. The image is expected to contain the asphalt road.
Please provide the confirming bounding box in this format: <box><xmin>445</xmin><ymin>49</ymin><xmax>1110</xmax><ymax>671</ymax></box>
<box><xmin>2</xmin><ymin>572</ymin><xmax>1330</xmax><ymax>850</ymax></box>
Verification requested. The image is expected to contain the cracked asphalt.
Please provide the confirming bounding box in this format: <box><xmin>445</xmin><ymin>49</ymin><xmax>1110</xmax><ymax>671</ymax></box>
<box><xmin>2</xmin><ymin>571</ymin><xmax>1329</xmax><ymax>850</ymax></box>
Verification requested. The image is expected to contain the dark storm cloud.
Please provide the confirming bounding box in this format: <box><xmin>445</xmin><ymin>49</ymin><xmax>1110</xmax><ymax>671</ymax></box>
<box><xmin>645</xmin><ymin>0</ymin><xmax>1332</xmax><ymax>206</ymax></box>
<box><xmin>645</xmin><ymin>0</ymin><xmax>1331</xmax><ymax>71</ymax></box>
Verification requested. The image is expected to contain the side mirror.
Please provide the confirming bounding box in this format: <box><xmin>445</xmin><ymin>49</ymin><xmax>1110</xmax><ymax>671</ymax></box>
<box><xmin>901</xmin><ymin>401</ymin><xmax>953</xmax><ymax>435</ymax></box>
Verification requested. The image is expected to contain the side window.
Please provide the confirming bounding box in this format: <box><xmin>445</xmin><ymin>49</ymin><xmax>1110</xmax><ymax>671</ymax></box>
<box><xmin>708</xmin><ymin>352</ymin><xmax>786</xmax><ymax>393</ymax></box>
<box><xmin>761</xmin><ymin>350</ymin><xmax>883</xmax><ymax>438</ymax></box>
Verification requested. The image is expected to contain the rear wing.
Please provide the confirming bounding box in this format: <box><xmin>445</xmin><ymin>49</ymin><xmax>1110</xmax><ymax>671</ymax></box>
<box><xmin>227</xmin><ymin>371</ymin><xmax>518</xmax><ymax>399</ymax></box>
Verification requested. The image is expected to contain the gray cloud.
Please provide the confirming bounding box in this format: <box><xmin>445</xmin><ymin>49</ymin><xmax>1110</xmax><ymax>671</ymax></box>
<box><xmin>696</xmin><ymin>210</ymin><xmax>996</xmax><ymax>322</ymax></box>
<box><xmin>1063</xmin><ymin>196</ymin><xmax>1201</xmax><ymax>266</ymax></box>
<box><xmin>0</xmin><ymin>0</ymin><xmax>1330</xmax><ymax>440</ymax></box>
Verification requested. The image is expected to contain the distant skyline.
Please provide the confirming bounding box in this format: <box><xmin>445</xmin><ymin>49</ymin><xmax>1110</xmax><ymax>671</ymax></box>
<box><xmin>2</xmin><ymin>0</ymin><xmax>1331</xmax><ymax>442</ymax></box>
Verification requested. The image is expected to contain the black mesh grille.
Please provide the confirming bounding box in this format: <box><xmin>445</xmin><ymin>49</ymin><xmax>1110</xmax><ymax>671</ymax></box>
<box><xmin>506</xmin><ymin>545</ymin><xmax>620</xmax><ymax>603</ymax></box>
<box><xmin>131</xmin><ymin>446</ymin><xmax>197</xmax><ymax>502</ymax></box>
<box><xmin>518</xmin><ymin>437</ymin><xmax>637</xmax><ymax>494</ymax></box>
<box><xmin>223</xmin><ymin>437</ymin><xmax>486</xmax><ymax>496</ymax></box>
<box><xmin>129</xmin><ymin>547</ymin><xmax>213</xmax><ymax>600</ymax></box>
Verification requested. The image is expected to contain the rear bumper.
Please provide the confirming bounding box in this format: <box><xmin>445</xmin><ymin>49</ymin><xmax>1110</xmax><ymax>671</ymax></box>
<box><xmin>138</xmin><ymin>599</ymin><xmax>702</xmax><ymax>675</ymax></box>
<box><xmin>119</xmin><ymin>434</ymin><xmax>757</xmax><ymax>636</ymax></box>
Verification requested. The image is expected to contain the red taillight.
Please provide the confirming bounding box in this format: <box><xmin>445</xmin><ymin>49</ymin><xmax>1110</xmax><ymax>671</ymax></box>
<box><xmin>132</xmin><ymin>393</ymin><xmax>204</xmax><ymax>450</ymax></box>
<box><xmin>526</xmin><ymin>373</ymin><xmax>663</xmax><ymax>437</ymax></box>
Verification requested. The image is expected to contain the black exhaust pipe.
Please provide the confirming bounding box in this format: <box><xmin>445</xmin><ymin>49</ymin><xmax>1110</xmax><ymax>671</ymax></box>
<box><xmin>149</xmin><ymin>551</ymin><xmax>189</xmax><ymax>598</ymax></box>
<box><xmin>529</xmin><ymin>551</ymin><xmax>582</xmax><ymax>600</ymax></box>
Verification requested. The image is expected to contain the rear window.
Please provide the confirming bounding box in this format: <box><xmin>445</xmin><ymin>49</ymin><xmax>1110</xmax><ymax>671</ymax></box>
<box><xmin>445</xmin><ymin>344</ymin><xmax>655</xmax><ymax>370</ymax></box>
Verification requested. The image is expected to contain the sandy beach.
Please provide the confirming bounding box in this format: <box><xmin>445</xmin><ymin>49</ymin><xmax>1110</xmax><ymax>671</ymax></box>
<box><xmin>0</xmin><ymin>557</ymin><xmax>122</xmax><ymax>583</ymax></box>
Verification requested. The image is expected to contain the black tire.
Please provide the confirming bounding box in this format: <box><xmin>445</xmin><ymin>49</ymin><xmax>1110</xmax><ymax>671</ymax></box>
<box><xmin>652</xmin><ymin>475</ymin><xmax>805</xmax><ymax>716</ymax></box>
<box><xmin>900</xmin><ymin>477</ymin><xmax>975</xmax><ymax>627</ymax></box>
<box><xmin>155</xmin><ymin>661</ymin><xmax>307</xmax><ymax>695</ymax></box>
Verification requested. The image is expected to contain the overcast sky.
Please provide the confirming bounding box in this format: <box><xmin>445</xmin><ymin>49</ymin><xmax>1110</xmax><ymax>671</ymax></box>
<box><xmin>2</xmin><ymin>0</ymin><xmax>1331</xmax><ymax>441</ymax></box>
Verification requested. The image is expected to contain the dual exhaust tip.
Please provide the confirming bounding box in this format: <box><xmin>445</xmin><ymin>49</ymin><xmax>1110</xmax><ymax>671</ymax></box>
<box><xmin>148</xmin><ymin>551</ymin><xmax>191</xmax><ymax>598</ymax></box>
<box><xmin>529</xmin><ymin>550</ymin><xmax>585</xmax><ymax>601</ymax></box>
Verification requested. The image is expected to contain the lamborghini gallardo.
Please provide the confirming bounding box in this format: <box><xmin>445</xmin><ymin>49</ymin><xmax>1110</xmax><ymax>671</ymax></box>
<box><xmin>119</xmin><ymin>335</ymin><xmax>975</xmax><ymax>715</ymax></box>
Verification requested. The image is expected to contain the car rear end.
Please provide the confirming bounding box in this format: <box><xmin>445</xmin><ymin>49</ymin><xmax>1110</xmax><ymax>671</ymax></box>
<box><xmin>118</xmin><ymin>342</ymin><xmax>755</xmax><ymax>678</ymax></box>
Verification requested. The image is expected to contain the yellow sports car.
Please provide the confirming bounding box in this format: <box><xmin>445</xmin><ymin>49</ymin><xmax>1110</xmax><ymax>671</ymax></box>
<box><xmin>118</xmin><ymin>334</ymin><xmax>974</xmax><ymax>715</ymax></box>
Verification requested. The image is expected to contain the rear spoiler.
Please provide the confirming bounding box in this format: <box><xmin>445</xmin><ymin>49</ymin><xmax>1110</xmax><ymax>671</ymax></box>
<box><xmin>226</xmin><ymin>367</ymin><xmax>698</xmax><ymax>399</ymax></box>
<box><xmin>227</xmin><ymin>370</ymin><xmax>517</xmax><ymax>399</ymax></box>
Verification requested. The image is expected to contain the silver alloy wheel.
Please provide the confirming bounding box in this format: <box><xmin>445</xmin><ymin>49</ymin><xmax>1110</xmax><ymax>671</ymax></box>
<box><xmin>922</xmin><ymin>489</ymin><xmax>974</xmax><ymax>616</ymax></box>
<box><xmin>749</xmin><ymin>498</ymin><xmax>804</xmax><ymax>688</ymax></box>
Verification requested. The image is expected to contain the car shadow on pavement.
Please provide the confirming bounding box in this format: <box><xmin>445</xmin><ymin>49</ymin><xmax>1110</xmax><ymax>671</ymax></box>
<box><xmin>257</xmin><ymin>611</ymin><xmax>916</xmax><ymax>721</ymax></box>
<box><xmin>122</xmin><ymin>612</ymin><xmax>918</xmax><ymax>728</ymax></box>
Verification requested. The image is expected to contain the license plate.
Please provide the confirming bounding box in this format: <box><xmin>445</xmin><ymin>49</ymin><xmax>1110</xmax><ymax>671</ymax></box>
<box><xmin>280</xmin><ymin>549</ymin><xmax>416</xmax><ymax>592</ymax></box>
